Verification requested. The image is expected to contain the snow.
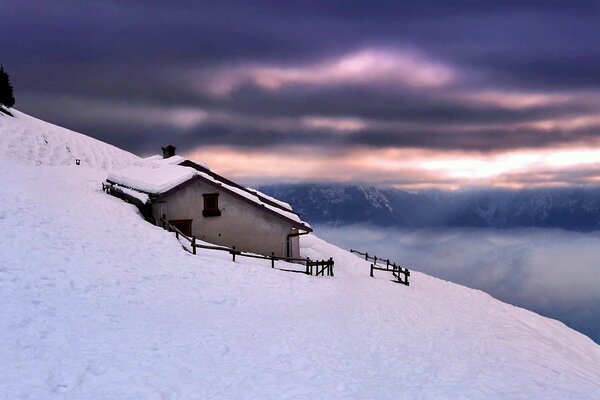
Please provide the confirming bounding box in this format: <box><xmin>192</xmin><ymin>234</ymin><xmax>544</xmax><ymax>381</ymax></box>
<box><xmin>110</xmin><ymin>183</ymin><xmax>150</xmax><ymax>204</ymax></box>
<box><xmin>186</xmin><ymin>158</ymin><xmax>210</xmax><ymax>170</ymax></box>
<box><xmin>0</xmin><ymin>109</ymin><xmax>138</xmax><ymax>169</ymax></box>
<box><xmin>108</xmin><ymin>162</ymin><xmax>197</xmax><ymax>194</ymax></box>
<box><xmin>1</xmin><ymin>110</ymin><xmax>600</xmax><ymax>399</ymax></box>
<box><xmin>247</xmin><ymin>187</ymin><xmax>295</xmax><ymax>211</ymax></box>
<box><xmin>144</xmin><ymin>155</ymin><xmax>209</xmax><ymax>170</ymax></box>
<box><xmin>153</xmin><ymin>154</ymin><xmax>187</xmax><ymax>165</ymax></box>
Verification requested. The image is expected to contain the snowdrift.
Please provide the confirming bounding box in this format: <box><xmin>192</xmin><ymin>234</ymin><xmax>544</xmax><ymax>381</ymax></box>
<box><xmin>1</xmin><ymin>110</ymin><xmax>599</xmax><ymax>399</ymax></box>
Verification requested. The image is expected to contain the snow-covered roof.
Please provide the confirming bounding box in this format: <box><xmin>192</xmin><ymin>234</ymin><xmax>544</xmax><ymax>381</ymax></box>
<box><xmin>111</xmin><ymin>184</ymin><xmax>150</xmax><ymax>204</ymax></box>
<box><xmin>178</xmin><ymin>159</ymin><xmax>297</xmax><ymax>216</ymax></box>
<box><xmin>142</xmin><ymin>154</ymin><xmax>186</xmax><ymax>165</ymax></box>
<box><xmin>106</xmin><ymin>156</ymin><xmax>311</xmax><ymax>231</ymax></box>
<box><xmin>108</xmin><ymin>161</ymin><xmax>196</xmax><ymax>194</ymax></box>
<box><xmin>197</xmin><ymin>172</ymin><xmax>308</xmax><ymax>227</ymax></box>
<box><xmin>246</xmin><ymin>188</ymin><xmax>294</xmax><ymax>212</ymax></box>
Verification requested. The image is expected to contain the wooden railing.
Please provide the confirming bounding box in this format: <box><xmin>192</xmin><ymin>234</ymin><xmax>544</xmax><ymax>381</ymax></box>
<box><xmin>306</xmin><ymin>258</ymin><xmax>334</xmax><ymax>277</ymax></box>
<box><xmin>159</xmin><ymin>217</ymin><xmax>334</xmax><ymax>277</ymax></box>
<box><xmin>350</xmin><ymin>249</ymin><xmax>410</xmax><ymax>286</ymax></box>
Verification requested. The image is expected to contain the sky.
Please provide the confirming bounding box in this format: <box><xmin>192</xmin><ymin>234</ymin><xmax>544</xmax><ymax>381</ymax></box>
<box><xmin>4</xmin><ymin>0</ymin><xmax>600</xmax><ymax>188</ymax></box>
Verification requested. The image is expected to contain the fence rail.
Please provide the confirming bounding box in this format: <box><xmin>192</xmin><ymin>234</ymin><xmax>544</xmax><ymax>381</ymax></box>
<box><xmin>306</xmin><ymin>258</ymin><xmax>334</xmax><ymax>277</ymax></box>
<box><xmin>159</xmin><ymin>217</ymin><xmax>333</xmax><ymax>277</ymax></box>
<box><xmin>350</xmin><ymin>249</ymin><xmax>410</xmax><ymax>286</ymax></box>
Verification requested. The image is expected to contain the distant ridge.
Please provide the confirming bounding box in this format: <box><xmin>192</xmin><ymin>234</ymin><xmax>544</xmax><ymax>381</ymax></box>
<box><xmin>259</xmin><ymin>183</ymin><xmax>600</xmax><ymax>231</ymax></box>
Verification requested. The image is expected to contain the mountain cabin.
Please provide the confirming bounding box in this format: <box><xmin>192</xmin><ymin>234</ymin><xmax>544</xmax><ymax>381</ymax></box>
<box><xmin>104</xmin><ymin>146</ymin><xmax>312</xmax><ymax>259</ymax></box>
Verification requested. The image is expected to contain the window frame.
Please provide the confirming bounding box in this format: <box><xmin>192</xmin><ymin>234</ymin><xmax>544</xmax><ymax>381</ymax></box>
<box><xmin>202</xmin><ymin>192</ymin><xmax>221</xmax><ymax>217</ymax></box>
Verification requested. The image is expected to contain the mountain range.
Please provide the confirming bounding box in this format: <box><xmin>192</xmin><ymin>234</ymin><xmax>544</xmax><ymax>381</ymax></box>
<box><xmin>258</xmin><ymin>184</ymin><xmax>600</xmax><ymax>231</ymax></box>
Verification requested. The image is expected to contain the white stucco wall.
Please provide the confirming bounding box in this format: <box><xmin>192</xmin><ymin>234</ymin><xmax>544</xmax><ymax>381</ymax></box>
<box><xmin>152</xmin><ymin>181</ymin><xmax>301</xmax><ymax>258</ymax></box>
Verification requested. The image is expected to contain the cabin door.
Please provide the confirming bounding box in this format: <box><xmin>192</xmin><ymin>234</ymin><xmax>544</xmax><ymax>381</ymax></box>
<box><xmin>169</xmin><ymin>219</ymin><xmax>193</xmax><ymax>236</ymax></box>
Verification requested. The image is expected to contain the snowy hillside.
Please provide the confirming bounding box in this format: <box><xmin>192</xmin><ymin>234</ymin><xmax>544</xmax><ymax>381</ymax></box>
<box><xmin>1</xmin><ymin>111</ymin><xmax>600</xmax><ymax>399</ymax></box>
<box><xmin>0</xmin><ymin>109</ymin><xmax>138</xmax><ymax>169</ymax></box>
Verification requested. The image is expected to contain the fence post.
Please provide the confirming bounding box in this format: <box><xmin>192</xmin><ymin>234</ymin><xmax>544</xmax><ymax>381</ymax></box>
<box><xmin>329</xmin><ymin>257</ymin><xmax>334</xmax><ymax>277</ymax></box>
<box><xmin>192</xmin><ymin>236</ymin><xmax>196</xmax><ymax>255</ymax></box>
<box><xmin>232</xmin><ymin>246</ymin><xmax>236</xmax><ymax>262</ymax></box>
<box><xmin>387</xmin><ymin>259</ymin><xmax>390</xmax><ymax>268</ymax></box>
<box><xmin>271</xmin><ymin>252</ymin><xmax>275</xmax><ymax>268</ymax></box>
<box><xmin>365</xmin><ymin>252</ymin><xmax>368</xmax><ymax>260</ymax></box>
<box><xmin>306</xmin><ymin>257</ymin><xmax>311</xmax><ymax>275</ymax></box>
<box><xmin>374</xmin><ymin>256</ymin><xmax>377</xmax><ymax>266</ymax></box>
<box><xmin>370</xmin><ymin>264</ymin><xmax>374</xmax><ymax>277</ymax></box>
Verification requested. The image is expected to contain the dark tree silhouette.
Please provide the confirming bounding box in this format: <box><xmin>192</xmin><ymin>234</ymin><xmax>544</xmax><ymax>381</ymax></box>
<box><xmin>0</xmin><ymin>65</ymin><xmax>16</xmax><ymax>108</ymax></box>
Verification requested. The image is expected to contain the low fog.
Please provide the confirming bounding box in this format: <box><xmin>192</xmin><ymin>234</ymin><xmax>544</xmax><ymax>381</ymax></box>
<box><xmin>315</xmin><ymin>225</ymin><xmax>600</xmax><ymax>344</ymax></box>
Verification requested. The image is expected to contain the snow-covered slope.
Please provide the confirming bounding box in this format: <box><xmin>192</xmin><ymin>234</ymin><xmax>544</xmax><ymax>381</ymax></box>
<box><xmin>0</xmin><ymin>109</ymin><xmax>138</xmax><ymax>169</ymax></box>
<box><xmin>1</xmin><ymin>111</ymin><xmax>599</xmax><ymax>399</ymax></box>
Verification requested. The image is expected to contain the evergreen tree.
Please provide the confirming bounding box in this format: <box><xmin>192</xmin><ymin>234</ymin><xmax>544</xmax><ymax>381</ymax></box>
<box><xmin>0</xmin><ymin>65</ymin><xmax>15</xmax><ymax>108</ymax></box>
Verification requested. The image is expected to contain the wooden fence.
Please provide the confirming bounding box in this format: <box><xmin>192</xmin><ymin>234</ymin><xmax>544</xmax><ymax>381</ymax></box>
<box><xmin>160</xmin><ymin>217</ymin><xmax>334</xmax><ymax>277</ymax></box>
<box><xmin>349</xmin><ymin>249</ymin><xmax>410</xmax><ymax>286</ymax></box>
<box><xmin>306</xmin><ymin>258</ymin><xmax>334</xmax><ymax>277</ymax></box>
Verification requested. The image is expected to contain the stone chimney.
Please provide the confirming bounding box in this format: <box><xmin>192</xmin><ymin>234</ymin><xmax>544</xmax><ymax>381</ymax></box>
<box><xmin>161</xmin><ymin>144</ymin><xmax>176</xmax><ymax>158</ymax></box>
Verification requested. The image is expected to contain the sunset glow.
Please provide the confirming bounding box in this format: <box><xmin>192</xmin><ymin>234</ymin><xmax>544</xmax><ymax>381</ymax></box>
<box><xmin>186</xmin><ymin>145</ymin><xmax>600</xmax><ymax>189</ymax></box>
<box><xmin>6</xmin><ymin>2</ymin><xmax>600</xmax><ymax>190</ymax></box>
<box><xmin>203</xmin><ymin>48</ymin><xmax>456</xmax><ymax>95</ymax></box>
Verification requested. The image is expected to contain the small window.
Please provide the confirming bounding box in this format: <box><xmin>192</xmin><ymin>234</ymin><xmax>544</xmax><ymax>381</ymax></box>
<box><xmin>203</xmin><ymin>193</ymin><xmax>221</xmax><ymax>217</ymax></box>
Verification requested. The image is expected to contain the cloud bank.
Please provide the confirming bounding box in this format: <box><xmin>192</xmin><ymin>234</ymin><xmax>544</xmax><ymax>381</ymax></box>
<box><xmin>4</xmin><ymin>1</ymin><xmax>600</xmax><ymax>187</ymax></box>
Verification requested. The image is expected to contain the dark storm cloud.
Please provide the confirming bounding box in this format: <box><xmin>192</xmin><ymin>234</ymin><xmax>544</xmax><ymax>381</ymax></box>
<box><xmin>14</xmin><ymin>69</ymin><xmax>591</xmax><ymax>128</ymax></box>
<box><xmin>17</xmin><ymin>86</ymin><xmax>600</xmax><ymax>155</ymax></box>
<box><xmin>476</xmin><ymin>56</ymin><xmax>600</xmax><ymax>89</ymax></box>
<box><xmin>217</xmin><ymin>84</ymin><xmax>587</xmax><ymax>125</ymax></box>
<box><xmin>3</xmin><ymin>0</ymin><xmax>600</xmax><ymax>158</ymax></box>
<box><xmin>346</xmin><ymin>126</ymin><xmax>600</xmax><ymax>152</ymax></box>
<box><xmin>51</xmin><ymin>111</ymin><xmax>600</xmax><ymax>156</ymax></box>
<box><xmin>5</xmin><ymin>1</ymin><xmax>599</xmax><ymax>73</ymax></box>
